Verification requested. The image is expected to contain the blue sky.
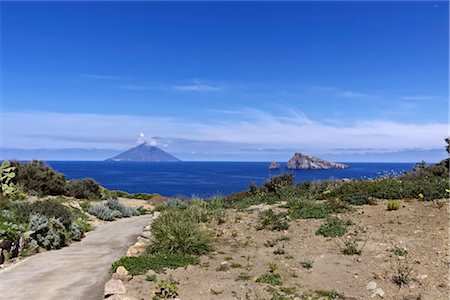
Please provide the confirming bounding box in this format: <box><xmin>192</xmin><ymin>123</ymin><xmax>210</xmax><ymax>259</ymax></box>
<box><xmin>1</xmin><ymin>1</ymin><xmax>448</xmax><ymax>161</ymax></box>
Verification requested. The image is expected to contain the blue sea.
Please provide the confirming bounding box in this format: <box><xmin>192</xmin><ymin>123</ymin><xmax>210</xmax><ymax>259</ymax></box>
<box><xmin>46</xmin><ymin>161</ymin><xmax>415</xmax><ymax>197</ymax></box>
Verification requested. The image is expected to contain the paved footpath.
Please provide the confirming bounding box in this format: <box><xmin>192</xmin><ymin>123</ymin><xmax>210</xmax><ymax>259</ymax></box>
<box><xmin>0</xmin><ymin>214</ymin><xmax>152</xmax><ymax>300</ymax></box>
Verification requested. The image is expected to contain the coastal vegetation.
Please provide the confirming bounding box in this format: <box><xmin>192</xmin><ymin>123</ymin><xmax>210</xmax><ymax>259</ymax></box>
<box><xmin>109</xmin><ymin>139</ymin><xmax>449</xmax><ymax>299</ymax></box>
<box><xmin>0</xmin><ymin>160</ymin><xmax>150</xmax><ymax>265</ymax></box>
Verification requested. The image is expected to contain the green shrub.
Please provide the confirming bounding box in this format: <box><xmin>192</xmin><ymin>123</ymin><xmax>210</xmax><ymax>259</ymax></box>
<box><xmin>88</xmin><ymin>199</ymin><xmax>138</xmax><ymax>221</ymax></box>
<box><xmin>11</xmin><ymin>199</ymin><xmax>74</xmax><ymax>227</ymax></box>
<box><xmin>387</xmin><ymin>200</ymin><xmax>400</xmax><ymax>211</ymax></box>
<box><xmin>256</xmin><ymin>209</ymin><xmax>289</xmax><ymax>231</ymax></box>
<box><xmin>236</xmin><ymin>272</ymin><xmax>251</xmax><ymax>281</ymax></box>
<box><xmin>28</xmin><ymin>213</ymin><xmax>68</xmax><ymax>249</ymax></box>
<box><xmin>11</xmin><ymin>160</ymin><xmax>67</xmax><ymax>196</ymax></box>
<box><xmin>148</xmin><ymin>205</ymin><xmax>214</xmax><ymax>256</ymax></box>
<box><xmin>65</xmin><ymin>178</ymin><xmax>101</xmax><ymax>199</ymax></box>
<box><xmin>0</xmin><ymin>160</ymin><xmax>19</xmax><ymax>198</ymax></box>
<box><xmin>111</xmin><ymin>254</ymin><xmax>199</xmax><ymax>275</ymax></box>
<box><xmin>0</xmin><ymin>211</ymin><xmax>26</xmax><ymax>240</ymax></box>
<box><xmin>88</xmin><ymin>203</ymin><xmax>119</xmax><ymax>221</ymax></box>
<box><xmin>264</xmin><ymin>174</ymin><xmax>294</xmax><ymax>196</ymax></box>
<box><xmin>256</xmin><ymin>272</ymin><xmax>283</xmax><ymax>286</ymax></box>
<box><xmin>146</xmin><ymin>274</ymin><xmax>157</xmax><ymax>281</ymax></box>
<box><xmin>106</xmin><ymin>198</ymin><xmax>139</xmax><ymax>217</ymax></box>
<box><xmin>287</xmin><ymin>200</ymin><xmax>330</xmax><ymax>219</ymax></box>
<box><xmin>301</xmin><ymin>260</ymin><xmax>314</xmax><ymax>269</ymax></box>
<box><xmin>128</xmin><ymin>193</ymin><xmax>159</xmax><ymax>200</ymax></box>
<box><xmin>154</xmin><ymin>279</ymin><xmax>178</xmax><ymax>299</ymax></box>
<box><xmin>316</xmin><ymin>217</ymin><xmax>348</xmax><ymax>237</ymax></box>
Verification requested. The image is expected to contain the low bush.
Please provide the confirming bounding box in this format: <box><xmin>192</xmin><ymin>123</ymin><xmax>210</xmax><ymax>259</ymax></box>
<box><xmin>387</xmin><ymin>200</ymin><xmax>400</xmax><ymax>211</ymax></box>
<box><xmin>149</xmin><ymin>217</ymin><xmax>214</xmax><ymax>256</ymax></box>
<box><xmin>256</xmin><ymin>272</ymin><xmax>283</xmax><ymax>286</ymax></box>
<box><xmin>264</xmin><ymin>174</ymin><xmax>294</xmax><ymax>197</ymax></box>
<box><xmin>316</xmin><ymin>217</ymin><xmax>348</xmax><ymax>237</ymax></box>
<box><xmin>88</xmin><ymin>203</ymin><xmax>120</xmax><ymax>221</ymax></box>
<box><xmin>154</xmin><ymin>279</ymin><xmax>179</xmax><ymax>299</ymax></box>
<box><xmin>256</xmin><ymin>209</ymin><xmax>289</xmax><ymax>231</ymax></box>
<box><xmin>10</xmin><ymin>160</ymin><xmax>67</xmax><ymax>196</ymax></box>
<box><xmin>287</xmin><ymin>199</ymin><xmax>330</xmax><ymax>219</ymax></box>
<box><xmin>11</xmin><ymin>199</ymin><xmax>74</xmax><ymax>227</ymax></box>
<box><xmin>65</xmin><ymin>178</ymin><xmax>101</xmax><ymax>199</ymax></box>
<box><xmin>88</xmin><ymin>199</ymin><xmax>139</xmax><ymax>221</ymax></box>
<box><xmin>111</xmin><ymin>253</ymin><xmax>199</xmax><ymax>275</ymax></box>
<box><xmin>28</xmin><ymin>213</ymin><xmax>68</xmax><ymax>249</ymax></box>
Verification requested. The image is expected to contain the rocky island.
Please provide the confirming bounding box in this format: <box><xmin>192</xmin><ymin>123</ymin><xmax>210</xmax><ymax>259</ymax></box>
<box><xmin>286</xmin><ymin>152</ymin><xmax>349</xmax><ymax>170</ymax></box>
<box><xmin>268</xmin><ymin>161</ymin><xmax>281</xmax><ymax>170</ymax></box>
<box><xmin>106</xmin><ymin>143</ymin><xmax>181</xmax><ymax>162</ymax></box>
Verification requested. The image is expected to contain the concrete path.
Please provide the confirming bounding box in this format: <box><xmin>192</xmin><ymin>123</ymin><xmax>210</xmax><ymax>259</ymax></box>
<box><xmin>0</xmin><ymin>214</ymin><xmax>152</xmax><ymax>300</ymax></box>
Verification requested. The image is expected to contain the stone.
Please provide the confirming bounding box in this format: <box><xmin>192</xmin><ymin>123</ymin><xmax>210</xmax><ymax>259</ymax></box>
<box><xmin>217</xmin><ymin>261</ymin><xmax>230</xmax><ymax>271</ymax></box>
<box><xmin>140</xmin><ymin>231</ymin><xmax>151</xmax><ymax>239</ymax></box>
<box><xmin>111</xmin><ymin>273</ymin><xmax>132</xmax><ymax>282</ymax></box>
<box><xmin>107</xmin><ymin>295</ymin><xmax>138</xmax><ymax>300</ymax></box>
<box><xmin>116</xmin><ymin>266</ymin><xmax>129</xmax><ymax>276</ymax></box>
<box><xmin>269</xmin><ymin>161</ymin><xmax>280</xmax><ymax>170</ymax></box>
<box><xmin>104</xmin><ymin>279</ymin><xmax>126</xmax><ymax>296</ymax></box>
<box><xmin>366</xmin><ymin>281</ymin><xmax>377</xmax><ymax>290</ymax></box>
<box><xmin>371</xmin><ymin>288</ymin><xmax>385</xmax><ymax>298</ymax></box>
<box><xmin>126</xmin><ymin>244</ymin><xmax>146</xmax><ymax>257</ymax></box>
<box><xmin>137</xmin><ymin>236</ymin><xmax>149</xmax><ymax>244</ymax></box>
<box><xmin>152</xmin><ymin>211</ymin><xmax>161</xmax><ymax>219</ymax></box>
<box><xmin>286</xmin><ymin>152</ymin><xmax>349</xmax><ymax>170</ymax></box>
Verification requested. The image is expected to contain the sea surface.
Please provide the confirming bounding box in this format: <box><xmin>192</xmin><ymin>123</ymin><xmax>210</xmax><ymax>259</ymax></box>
<box><xmin>46</xmin><ymin>161</ymin><xmax>416</xmax><ymax>197</ymax></box>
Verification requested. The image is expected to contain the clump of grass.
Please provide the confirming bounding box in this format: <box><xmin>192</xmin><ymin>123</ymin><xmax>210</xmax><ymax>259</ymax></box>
<box><xmin>256</xmin><ymin>272</ymin><xmax>283</xmax><ymax>286</ymax></box>
<box><xmin>387</xmin><ymin>200</ymin><xmax>400</xmax><ymax>211</ymax></box>
<box><xmin>256</xmin><ymin>209</ymin><xmax>289</xmax><ymax>231</ymax></box>
<box><xmin>230</xmin><ymin>263</ymin><xmax>242</xmax><ymax>268</ymax></box>
<box><xmin>301</xmin><ymin>259</ymin><xmax>314</xmax><ymax>269</ymax></box>
<box><xmin>154</xmin><ymin>279</ymin><xmax>178</xmax><ymax>299</ymax></box>
<box><xmin>279</xmin><ymin>286</ymin><xmax>296</xmax><ymax>294</ymax></box>
<box><xmin>392</xmin><ymin>255</ymin><xmax>418</xmax><ymax>287</ymax></box>
<box><xmin>210</xmin><ymin>289</ymin><xmax>223</xmax><ymax>295</ymax></box>
<box><xmin>316</xmin><ymin>217</ymin><xmax>348</xmax><ymax>237</ymax></box>
<box><xmin>236</xmin><ymin>272</ymin><xmax>251</xmax><ymax>281</ymax></box>
<box><xmin>256</xmin><ymin>263</ymin><xmax>283</xmax><ymax>286</ymax></box>
<box><xmin>311</xmin><ymin>289</ymin><xmax>343</xmax><ymax>299</ymax></box>
<box><xmin>264</xmin><ymin>239</ymin><xmax>277</xmax><ymax>247</ymax></box>
<box><xmin>148</xmin><ymin>207</ymin><xmax>214</xmax><ymax>256</ymax></box>
<box><xmin>277</xmin><ymin>235</ymin><xmax>291</xmax><ymax>241</ymax></box>
<box><xmin>273</xmin><ymin>247</ymin><xmax>285</xmax><ymax>255</ymax></box>
<box><xmin>111</xmin><ymin>253</ymin><xmax>199</xmax><ymax>275</ymax></box>
<box><xmin>342</xmin><ymin>239</ymin><xmax>362</xmax><ymax>255</ymax></box>
<box><xmin>389</xmin><ymin>247</ymin><xmax>408</xmax><ymax>257</ymax></box>
<box><xmin>146</xmin><ymin>274</ymin><xmax>157</xmax><ymax>281</ymax></box>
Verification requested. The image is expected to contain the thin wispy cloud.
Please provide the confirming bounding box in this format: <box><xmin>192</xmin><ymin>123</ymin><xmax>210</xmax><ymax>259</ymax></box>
<box><xmin>81</xmin><ymin>74</ymin><xmax>125</xmax><ymax>80</ymax></box>
<box><xmin>400</xmin><ymin>96</ymin><xmax>440</xmax><ymax>101</ymax></box>
<box><xmin>2</xmin><ymin>111</ymin><xmax>446</xmax><ymax>153</ymax></box>
<box><xmin>336</xmin><ymin>90</ymin><xmax>373</xmax><ymax>98</ymax></box>
<box><xmin>172</xmin><ymin>83</ymin><xmax>223</xmax><ymax>92</ymax></box>
<box><xmin>118</xmin><ymin>84</ymin><xmax>153</xmax><ymax>91</ymax></box>
<box><xmin>208</xmin><ymin>109</ymin><xmax>243</xmax><ymax>115</ymax></box>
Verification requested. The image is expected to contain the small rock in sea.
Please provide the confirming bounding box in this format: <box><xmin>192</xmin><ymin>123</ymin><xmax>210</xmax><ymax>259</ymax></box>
<box><xmin>269</xmin><ymin>161</ymin><xmax>280</xmax><ymax>170</ymax></box>
<box><xmin>366</xmin><ymin>281</ymin><xmax>377</xmax><ymax>290</ymax></box>
<box><xmin>371</xmin><ymin>288</ymin><xmax>385</xmax><ymax>298</ymax></box>
<box><xmin>104</xmin><ymin>279</ymin><xmax>127</xmax><ymax>296</ymax></box>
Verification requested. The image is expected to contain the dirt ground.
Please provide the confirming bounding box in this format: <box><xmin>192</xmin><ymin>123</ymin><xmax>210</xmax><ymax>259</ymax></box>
<box><xmin>124</xmin><ymin>199</ymin><xmax>449</xmax><ymax>299</ymax></box>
